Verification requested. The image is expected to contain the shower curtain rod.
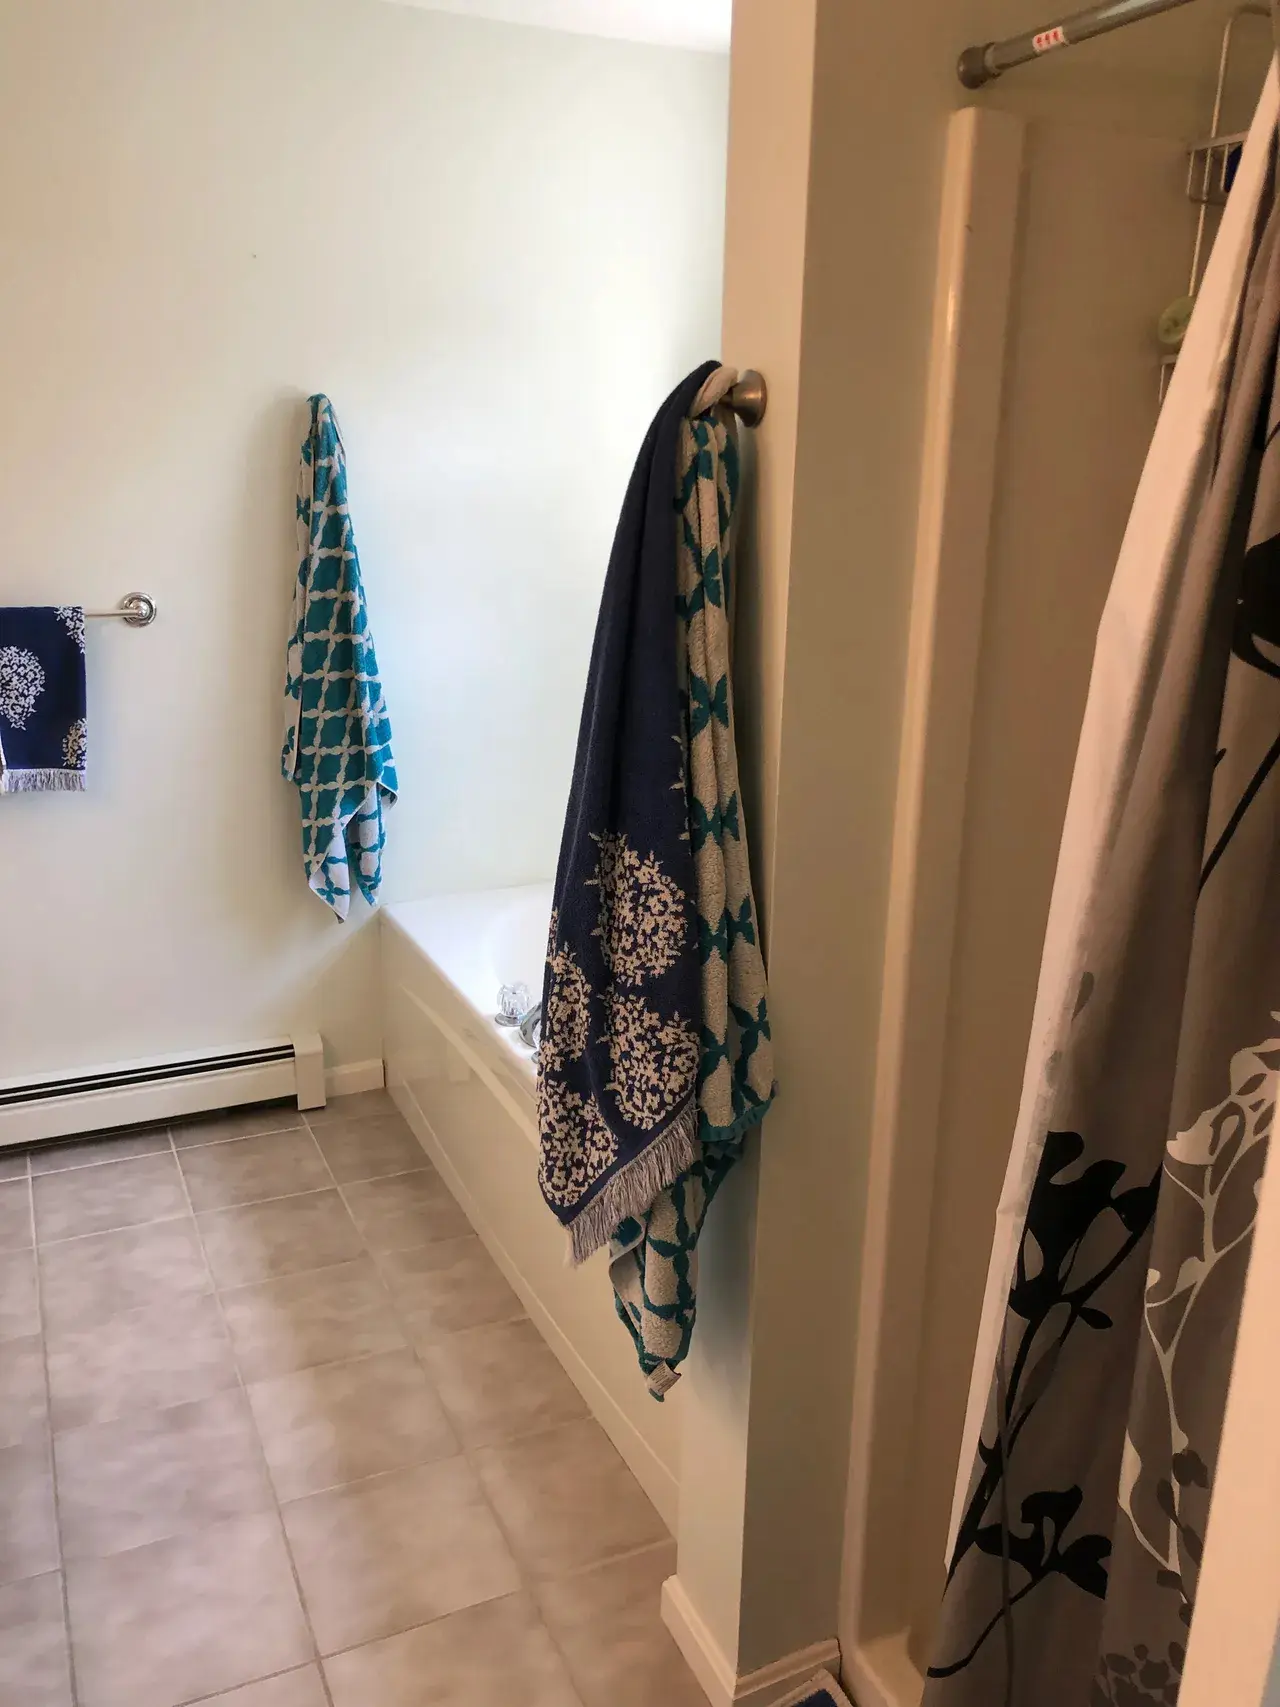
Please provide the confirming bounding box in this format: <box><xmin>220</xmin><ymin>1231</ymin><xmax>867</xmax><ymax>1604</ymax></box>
<box><xmin>959</xmin><ymin>0</ymin><xmax>1195</xmax><ymax>88</ymax></box>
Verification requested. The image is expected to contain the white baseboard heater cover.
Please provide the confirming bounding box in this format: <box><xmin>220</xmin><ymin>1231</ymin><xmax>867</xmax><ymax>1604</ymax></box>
<box><xmin>0</xmin><ymin>1034</ymin><xmax>326</xmax><ymax>1149</ymax></box>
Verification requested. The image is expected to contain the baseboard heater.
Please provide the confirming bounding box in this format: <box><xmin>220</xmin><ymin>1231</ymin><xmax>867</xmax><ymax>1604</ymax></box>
<box><xmin>0</xmin><ymin>1034</ymin><xmax>326</xmax><ymax>1150</ymax></box>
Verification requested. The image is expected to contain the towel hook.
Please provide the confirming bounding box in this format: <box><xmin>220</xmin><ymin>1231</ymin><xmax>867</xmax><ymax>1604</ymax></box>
<box><xmin>726</xmin><ymin>370</ymin><xmax>768</xmax><ymax>428</ymax></box>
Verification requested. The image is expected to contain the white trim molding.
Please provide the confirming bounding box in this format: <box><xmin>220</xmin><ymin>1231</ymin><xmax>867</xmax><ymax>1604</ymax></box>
<box><xmin>838</xmin><ymin>105</ymin><xmax>1025</xmax><ymax>1687</ymax></box>
<box><xmin>661</xmin><ymin>1573</ymin><xmax>842</xmax><ymax>1707</ymax></box>
<box><xmin>324</xmin><ymin>1058</ymin><xmax>387</xmax><ymax>1099</ymax></box>
<box><xmin>844</xmin><ymin>1632</ymin><xmax>925</xmax><ymax>1707</ymax></box>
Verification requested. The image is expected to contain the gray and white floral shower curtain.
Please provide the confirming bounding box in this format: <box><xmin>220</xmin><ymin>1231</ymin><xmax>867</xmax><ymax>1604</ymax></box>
<box><xmin>925</xmin><ymin>43</ymin><xmax>1280</xmax><ymax>1707</ymax></box>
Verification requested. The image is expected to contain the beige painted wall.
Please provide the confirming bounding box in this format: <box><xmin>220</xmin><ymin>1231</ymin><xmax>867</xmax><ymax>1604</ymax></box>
<box><xmin>0</xmin><ymin>0</ymin><xmax>725</xmax><ymax>1086</ymax></box>
<box><xmin>673</xmin><ymin>0</ymin><xmax>1274</xmax><ymax>1692</ymax></box>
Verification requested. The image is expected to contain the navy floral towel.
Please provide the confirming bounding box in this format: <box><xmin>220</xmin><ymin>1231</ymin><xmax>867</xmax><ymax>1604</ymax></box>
<box><xmin>0</xmin><ymin>607</ymin><xmax>87</xmax><ymax>792</ymax></box>
<box><xmin>538</xmin><ymin>362</ymin><xmax>775</xmax><ymax>1394</ymax></box>
<box><xmin>537</xmin><ymin>365</ymin><xmax>715</xmax><ymax>1262</ymax></box>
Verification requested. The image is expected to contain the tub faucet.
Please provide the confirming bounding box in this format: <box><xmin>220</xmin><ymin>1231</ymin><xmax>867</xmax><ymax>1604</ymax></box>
<box><xmin>496</xmin><ymin>986</ymin><xmax>541</xmax><ymax>1054</ymax></box>
<box><xmin>518</xmin><ymin>1003</ymin><xmax>542</xmax><ymax>1051</ymax></box>
<box><xmin>495</xmin><ymin>984</ymin><xmax>531</xmax><ymax>1027</ymax></box>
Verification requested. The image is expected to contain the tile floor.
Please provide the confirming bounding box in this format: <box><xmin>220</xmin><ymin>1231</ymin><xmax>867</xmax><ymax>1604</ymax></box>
<box><xmin>0</xmin><ymin>1091</ymin><xmax>706</xmax><ymax>1707</ymax></box>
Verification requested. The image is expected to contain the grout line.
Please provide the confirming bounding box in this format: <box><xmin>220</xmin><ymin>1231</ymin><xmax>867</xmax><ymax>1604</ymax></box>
<box><xmin>171</xmin><ymin>1132</ymin><xmax>340</xmax><ymax>1707</ymax></box>
<box><xmin>239</xmin><ymin>1341</ymin><xmax>415</xmax><ymax>1399</ymax></box>
<box><xmin>22</xmin><ymin>1106</ymin><xmax>665</xmax><ymax>1702</ymax></box>
<box><xmin>175</xmin><ymin>1660</ymin><xmax>321</xmax><ymax>1707</ymax></box>
<box><xmin>32</xmin><ymin>1113</ymin><xmax>437</xmax><ymax>1249</ymax></box>
<box><xmin>30</xmin><ymin>1138</ymin><xmax>82</xmax><ymax>1707</ymax></box>
<box><xmin>25</xmin><ymin>1135</ymin><xmax>173</xmax><ymax>1176</ymax></box>
<box><xmin>291</xmin><ymin>1125</ymin><xmax>577</xmax><ymax>1684</ymax></box>
<box><xmin>170</xmin><ymin>1123</ymin><xmax>306</xmax><ymax>1152</ymax></box>
<box><xmin>35</xmin><ymin>1159</ymin><xmax>430</xmax><ymax>1254</ymax></box>
<box><xmin>216</xmin><ymin>1249</ymin><xmax>387</xmax><ymax>1301</ymax></box>
<box><xmin>366</xmin><ymin>1137</ymin><xmax>671</xmax><ymax>1703</ymax></box>
<box><xmin>271</xmin><ymin>1442</ymin><xmax>465</xmax><ymax>1510</ymax></box>
<box><xmin>302</xmin><ymin>1589</ymin><xmax>525</xmax><ymax>1670</ymax></box>
<box><xmin>34</xmin><ymin>1209</ymin><xmax>194</xmax><ymax>1252</ymax></box>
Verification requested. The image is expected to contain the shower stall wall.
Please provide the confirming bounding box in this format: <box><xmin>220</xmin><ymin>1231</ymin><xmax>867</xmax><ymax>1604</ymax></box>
<box><xmin>839</xmin><ymin>98</ymin><xmax>1220</xmax><ymax>1707</ymax></box>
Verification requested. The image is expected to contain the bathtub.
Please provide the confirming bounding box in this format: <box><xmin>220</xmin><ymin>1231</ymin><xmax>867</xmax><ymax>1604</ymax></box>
<box><xmin>381</xmin><ymin>883</ymin><xmax>681</xmax><ymax>1527</ymax></box>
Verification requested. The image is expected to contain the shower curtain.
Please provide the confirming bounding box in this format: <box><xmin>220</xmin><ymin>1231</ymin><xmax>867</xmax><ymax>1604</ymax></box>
<box><xmin>925</xmin><ymin>41</ymin><xmax>1280</xmax><ymax>1707</ymax></box>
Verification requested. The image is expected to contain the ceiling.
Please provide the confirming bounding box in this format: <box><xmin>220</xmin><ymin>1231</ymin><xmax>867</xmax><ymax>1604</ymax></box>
<box><xmin>388</xmin><ymin>0</ymin><xmax>731</xmax><ymax>53</ymax></box>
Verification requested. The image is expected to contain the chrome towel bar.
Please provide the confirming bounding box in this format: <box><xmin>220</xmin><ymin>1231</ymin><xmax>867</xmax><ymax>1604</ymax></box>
<box><xmin>84</xmin><ymin>593</ymin><xmax>157</xmax><ymax>627</ymax></box>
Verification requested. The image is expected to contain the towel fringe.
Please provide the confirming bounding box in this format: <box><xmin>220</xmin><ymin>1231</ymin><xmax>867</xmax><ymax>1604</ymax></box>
<box><xmin>567</xmin><ymin>1102</ymin><xmax>700</xmax><ymax>1267</ymax></box>
<box><xmin>0</xmin><ymin>768</ymin><xmax>85</xmax><ymax>793</ymax></box>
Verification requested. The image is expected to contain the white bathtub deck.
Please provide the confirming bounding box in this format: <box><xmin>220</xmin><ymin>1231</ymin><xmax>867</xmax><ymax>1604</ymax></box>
<box><xmin>385</xmin><ymin>883</ymin><xmax>552</xmax><ymax>1086</ymax></box>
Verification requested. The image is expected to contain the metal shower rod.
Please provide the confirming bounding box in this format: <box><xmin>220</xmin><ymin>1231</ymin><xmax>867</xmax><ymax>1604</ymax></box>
<box><xmin>958</xmin><ymin>0</ymin><xmax>1196</xmax><ymax>88</ymax></box>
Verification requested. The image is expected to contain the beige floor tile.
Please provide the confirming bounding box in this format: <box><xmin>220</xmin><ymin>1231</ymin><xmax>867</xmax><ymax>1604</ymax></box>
<box><xmin>0</xmin><ymin>1248</ymin><xmax>40</xmax><ymax>1341</ymax></box>
<box><xmin>420</xmin><ymin>1320</ymin><xmax>587</xmax><ymax>1448</ymax></box>
<box><xmin>178</xmin><ymin>1129</ymin><xmax>332</xmax><ymax>1212</ymax></box>
<box><xmin>375</xmin><ymin>1236</ymin><xmax>524</xmax><ymax>1342</ymax></box>
<box><xmin>0</xmin><ymin>1150</ymin><xmax>29</xmax><ymax>1181</ymax></box>
<box><xmin>0</xmin><ymin>1572</ymin><xmax>72</xmax><ymax>1707</ymax></box>
<box><xmin>0</xmin><ymin>1335</ymin><xmax>49</xmax><ymax>1448</ymax></box>
<box><xmin>473</xmin><ymin>1419</ymin><xmax>668</xmax><ymax>1581</ymax></box>
<box><xmin>0</xmin><ymin>1178</ymin><xmax>33</xmax><ymax>1251</ymax></box>
<box><xmin>305</xmin><ymin>1088</ymin><xmax>396</xmax><ymax>1128</ymax></box>
<box><xmin>30</xmin><ymin>1127</ymin><xmax>169</xmax><ymax>1175</ymax></box>
<box><xmin>310</xmin><ymin>1113</ymin><xmax>427</xmax><ymax>1185</ymax></box>
<box><xmin>198</xmin><ymin>1190</ymin><xmax>363</xmax><ymax>1289</ymax></box>
<box><xmin>221</xmin><ymin>1256</ymin><xmax>405</xmax><ymax>1382</ymax></box>
<box><xmin>46</xmin><ymin>1291</ymin><xmax>237</xmax><ymax>1432</ymax></box>
<box><xmin>325</xmin><ymin>1592</ymin><xmax>583</xmax><ymax>1707</ymax></box>
<box><xmin>282</xmin><ymin>1456</ymin><xmax>520</xmax><ymax>1653</ymax></box>
<box><xmin>56</xmin><ymin>1390</ymin><xmax>274</xmax><ymax>1560</ymax></box>
<box><xmin>340</xmin><ymin>1169</ymin><xmax>470</xmax><ymax>1252</ymax></box>
<box><xmin>172</xmin><ymin>1103</ymin><xmax>305</xmax><ymax>1148</ymax></box>
<box><xmin>249</xmin><ymin>1347</ymin><xmax>457</xmax><ymax>1500</ymax></box>
<box><xmin>0</xmin><ymin>1441</ymin><xmax>58</xmax><ymax>1585</ymax></box>
<box><xmin>33</xmin><ymin>1153</ymin><xmax>188</xmax><ymax>1245</ymax></box>
<box><xmin>534</xmin><ymin>1544</ymin><xmax>707</xmax><ymax>1707</ymax></box>
<box><xmin>202</xmin><ymin>1666</ymin><xmax>329</xmax><ymax>1706</ymax></box>
<box><xmin>66</xmin><ymin>1511</ymin><xmax>312</xmax><ymax>1707</ymax></box>
<box><xmin>38</xmin><ymin>1217</ymin><xmax>210</xmax><ymax>1334</ymax></box>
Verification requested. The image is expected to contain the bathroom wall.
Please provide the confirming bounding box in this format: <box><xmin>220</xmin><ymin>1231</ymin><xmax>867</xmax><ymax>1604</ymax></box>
<box><xmin>900</xmin><ymin>116</ymin><xmax>1199</xmax><ymax>1663</ymax></box>
<box><xmin>666</xmin><ymin>0</ymin><xmax>1273</xmax><ymax>1698</ymax></box>
<box><xmin>0</xmin><ymin>0</ymin><xmax>727</xmax><ymax>1084</ymax></box>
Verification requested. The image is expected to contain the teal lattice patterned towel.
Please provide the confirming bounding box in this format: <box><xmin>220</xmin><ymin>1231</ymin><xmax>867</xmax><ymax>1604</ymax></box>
<box><xmin>282</xmin><ymin>395</ymin><xmax>397</xmax><ymax>920</ymax></box>
<box><xmin>609</xmin><ymin>364</ymin><xmax>776</xmax><ymax>1395</ymax></box>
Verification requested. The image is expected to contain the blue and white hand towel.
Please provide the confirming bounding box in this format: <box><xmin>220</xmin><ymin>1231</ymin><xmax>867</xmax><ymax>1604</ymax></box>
<box><xmin>282</xmin><ymin>396</ymin><xmax>397</xmax><ymax>920</ymax></box>
<box><xmin>0</xmin><ymin>606</ymin><xmax>87</xmax><ymax>792</ymax></box>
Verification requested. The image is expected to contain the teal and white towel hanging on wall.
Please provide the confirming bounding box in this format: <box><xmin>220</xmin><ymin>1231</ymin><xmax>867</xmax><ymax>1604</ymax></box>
<box><xmin>282</xmin><ymin>395</ymin><xmax>397</xmax><ymax>920</ymax></box>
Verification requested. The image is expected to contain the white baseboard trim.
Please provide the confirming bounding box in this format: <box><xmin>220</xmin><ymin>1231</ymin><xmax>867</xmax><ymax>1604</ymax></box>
<box><xmin>387</xmin><ymin>1079</ymin><xmax>679</xmax><ymax>1532</ymax></box>
<box><xmin>662</xmin><ymin>1573</ymin><xmax>842</xmax><ymax>1707</ymax></box>
<box><xmin>844</xmin><ymin>1633</ymin><xmax>924</xmax><ymax>1707</ymax></box>
<box><xmin>325</xmin><ymin>1059</ymin><xmax>386</xmax><ymax>1098</ymax></box>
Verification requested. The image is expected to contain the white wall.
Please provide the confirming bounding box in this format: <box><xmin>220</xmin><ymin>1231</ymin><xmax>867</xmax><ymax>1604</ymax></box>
<box><xmin>0</xmin><ymin>0</ymin><xmax>727</xmax><ymax>1083</ymax></box>
<box><xmin>668</xmin><ymin>0</ymin><xmax>1272</xmax><ymax>1696</ymax></box>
